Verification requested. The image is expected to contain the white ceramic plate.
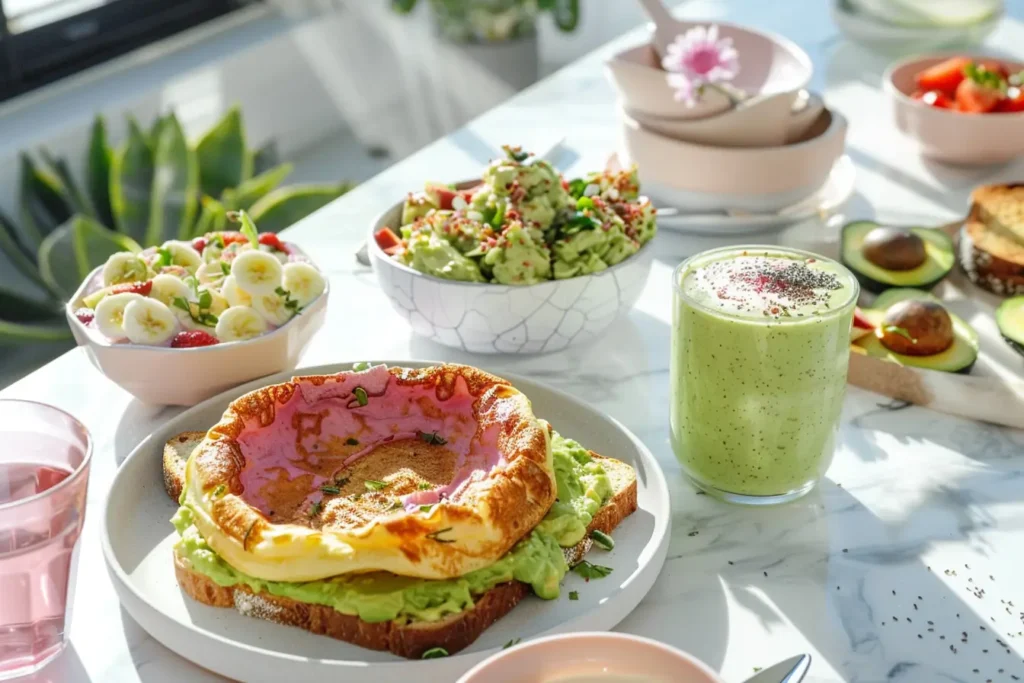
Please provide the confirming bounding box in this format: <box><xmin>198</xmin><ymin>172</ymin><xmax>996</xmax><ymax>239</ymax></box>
<box><xmin>831</xmin><ymin>1</ymin><xmax>1002</xmax><ymax>53</ymax></box>
<box><xmin>654</xmin><ymin>155</ymin><xmax>856</xmax><ymax>236</ymax></box>
<box><xmin>102</xmin><ymin>361</ymin><xmax>671</xmax><ymax>683</ymax></box>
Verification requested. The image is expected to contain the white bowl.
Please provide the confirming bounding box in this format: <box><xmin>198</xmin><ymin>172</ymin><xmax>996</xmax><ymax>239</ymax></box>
<box><xmin>66</xmin><ymin>252</ymin><xmax>328</xmax><ymax>406</ymax></box>
<box><xmin>620</xmin><ymin>107</ymin><xmax>847</xmax><ymax>212</ymax></box>
<box><xmin>369</xmin><ymin>196</ymin><xmax>655</xmax><ymax>355</ymax></box>
<box><xmin>832</xmin><ymin>1</ymin><xmax>1002</xmax><ymax>53</ymax></box>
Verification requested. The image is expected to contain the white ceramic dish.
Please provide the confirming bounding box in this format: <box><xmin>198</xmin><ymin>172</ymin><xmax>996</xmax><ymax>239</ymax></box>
<box><xmin>66</xmin><ymin>249</ymin><xmax>328</xmax><ymax>406</ymax></box>
<box><xmin>656</xmin><ymin>155</ymin><xmax>856</xmax><ymax>236</ymax></box>
<box><xmin>369</xmin><ymin>191</ymin><xmax>656</xmax><ymax>355</ymax></box>
<box><xmin>831</xmin><ymin>1</ymin><xmax>1002</xmax><ymax>53</ymax></box>
<box><xmin>621</xmin><ymin>107</ymin><xmax>848</xmax><ymax>213</ymax></box>
<box><xmin>101</xmin><ymin>361</ymin><xmax>672</xmax><ymax>683</ymax></box>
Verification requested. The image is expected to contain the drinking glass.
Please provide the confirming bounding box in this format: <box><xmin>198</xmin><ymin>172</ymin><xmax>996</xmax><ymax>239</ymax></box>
<box><xmin>0</xmin><ymin>400</ymin><xmax>91</xmax><ymax>679</ymax></box>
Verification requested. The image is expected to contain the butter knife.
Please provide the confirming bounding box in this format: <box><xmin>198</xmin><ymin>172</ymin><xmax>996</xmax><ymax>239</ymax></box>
<box><xmin>744</xmin><ymin>654</ymin><xmax>811</xmax><ymax>683</ymax></box>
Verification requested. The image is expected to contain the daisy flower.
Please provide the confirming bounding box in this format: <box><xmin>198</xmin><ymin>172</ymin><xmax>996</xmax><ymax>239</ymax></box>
<box><xmin>661</xmin><ymin>24</ymin><xmax>740</xmax><ymax>106</ymax></box>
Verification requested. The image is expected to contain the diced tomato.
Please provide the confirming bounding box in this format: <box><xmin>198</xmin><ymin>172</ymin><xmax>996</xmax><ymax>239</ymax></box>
<box><xmin>996</xmin><ymin>87</ymin><xmax>1024</xmax><ymax>112</ymax></box>
<box><xmin>191</xmin><ymin>237</ymin><xmax>207</xmax><ymax>254</ymax></box>
<box><xmin>853</xmin><ymin>308</ymin><xmax>874</xmax><ymax>330</ymax></box>
<box><xmin>955</xmin><ymin>78</ymin><xmax>1004</xmax><ymax>113</ymax></box>
<box><xmin>912</xmin><ymin>89</ymin><xmax>954</xmax><ymax>109</ymax></box>
<box><xmin>374</xmin><ymin>227</ymin><xmax>402</xmax><ymax>252</ymax></box>
<box><xmin>258</xmin><ymin>233</ymin><xmax>287</xmax><ymax>252</ymax></box>
<box><xmin>111</xmin><ymin>280</ymin><xmax>153</xmax><ymax>297</ymax></box>
<box><xmin>915</xmin><ymin>57</ymin><xmax>971</xmax><ymax>94</ymax></box>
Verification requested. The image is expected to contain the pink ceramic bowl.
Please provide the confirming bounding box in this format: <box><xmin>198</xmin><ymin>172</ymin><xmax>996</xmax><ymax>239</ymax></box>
<box><xmin>457</xmin><ymin>632</ymin><xmax>724</xmax><ymax>683</ymax></box>
<box><xmin>885</xmin><ymin>53</ymin><xmax>1024</xmax><ymax>166</ymax></box>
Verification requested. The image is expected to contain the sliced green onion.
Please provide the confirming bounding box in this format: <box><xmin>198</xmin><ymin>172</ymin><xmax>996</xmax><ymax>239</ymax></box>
<box><xmin>590</xmin><ymin>529</ymin><xmax>614</xmax><ymax>551</ymax></box>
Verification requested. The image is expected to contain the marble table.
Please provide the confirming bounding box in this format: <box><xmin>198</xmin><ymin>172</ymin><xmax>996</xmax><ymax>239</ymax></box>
<box><xmin>5</xmin><ymin>1</ymin><xmax>1024</xmax><ymax>681</ymax></box>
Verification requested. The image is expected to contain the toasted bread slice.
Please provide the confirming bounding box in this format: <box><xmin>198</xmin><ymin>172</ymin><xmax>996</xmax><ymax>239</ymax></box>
<box><xmin>960</xmin><ymin>185</ymin><xmax>1024</xmax><ymax>296</ymax></box>
<box><xmin>162</xmin><ymin>431</ymin><xmax>205</xmax><ymax>502</ymax></box>
<box><xmin>169</xmin><ymin>441</ymin><xmax>637</xmax><ymax>659</ymax></box>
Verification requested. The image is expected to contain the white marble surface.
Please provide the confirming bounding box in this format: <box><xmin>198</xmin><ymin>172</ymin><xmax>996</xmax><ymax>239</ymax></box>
<box><xmin>4</xmin><ymin>1</ymin><xmax>1024</xmax><ymax>681</ymax></box>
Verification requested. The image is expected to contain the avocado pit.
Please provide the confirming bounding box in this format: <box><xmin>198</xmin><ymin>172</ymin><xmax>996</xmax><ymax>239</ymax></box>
<box><xmin>877</xmin><ymin>299</ymin><xmax>954</xmax><ymax>356</ymax></box>
<box><xmin>862</xmin><ymin>227</ymin><xmax>927</xmax><ymax>272</ymax></box>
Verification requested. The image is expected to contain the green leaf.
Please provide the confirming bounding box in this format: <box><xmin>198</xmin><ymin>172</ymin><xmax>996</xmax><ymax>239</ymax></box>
<box><xmin>110</xmin><ymin>117</ymin><xmax>155</xmax><ymax>244</ymax></box>
<box><xmin>0</xmin><ymin>208</ymin><xmax>54</xmax><ymax>295</ymax></box>
<box><xmin>196</xmin><ymin>107</ymin><xmax>251</xmax><ymax>199</ymax></box>
<box><xmin>221</xmin><ymin>163</ymin><xmax>293</xmax><ymax>211</ymax></box>
<box><xmin>0</xmin><ymin>318</ymin><xmax>72</xmax><ymax>344</ymax></box>
<box><xmin>19</xmin><ymin>153</ymin><xmax>73</xmax><ymax>251</ymax></box>
<box><xmin>572</xmin><ymin>560</ymin><xmax>613</xmax><ymax>580</ymax></box>
<box><xmin>148</xmin><ymin>113</ymin><xmax>168</xmax><ymax>148</ymax></box>
<box><xmin>551</xmin><ymin>0</ymin><xmax>580</xmax><ymax>31</ymax></box>
<box><xmin>193</xmin><ymin>196</ymin><xmax>228</xmax><ymax>237</ymax></box>
<box><xmin>88</xmin><ymin>116</ymin><xmax>115</xmax><ymax>227</ymax></box>
<box><xmin>0</xmin><ymin>285</ymin><xmax>61</xmax><ymax>322</ymax></box>
<box><xmin>391</xmin><ymin>0</ymin><xmax>418</xmax><ymax>13</ymax></box>
<box><xmin>40</xmin><ymin>148</ymin><xmax>96</xmax><ymax>219</ymax></box>
<box><xmin>146</xmin><ymin>113</ymin><xmax>198</xmax><ymax>246</ymax></box>
<box><xmin>251</xmin><ymin>141</ymin><xmax>280</xmax><ymax>176</ymax></box>
<box><xmin>247</xmin><ymin>182</ymin><xmax>351</xmax><ymax>233</ymax></box>
<box><xmin>38</xmin><ymin>215</ymin><xmax>141</xmax><ymax>299</ymax></box>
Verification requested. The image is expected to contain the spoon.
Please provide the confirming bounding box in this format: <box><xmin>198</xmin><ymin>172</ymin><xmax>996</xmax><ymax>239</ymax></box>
<box><xmin>743</xmin><ymin>654</ymin><xmax>812</xmax><ymax>683</ymax></box>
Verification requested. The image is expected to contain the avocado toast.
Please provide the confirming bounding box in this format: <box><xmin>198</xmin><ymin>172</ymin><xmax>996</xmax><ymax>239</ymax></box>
<box><xmin>164</xmin><ymin>365</ymin><xmax>638</xmax><ymax>659</ymax></box>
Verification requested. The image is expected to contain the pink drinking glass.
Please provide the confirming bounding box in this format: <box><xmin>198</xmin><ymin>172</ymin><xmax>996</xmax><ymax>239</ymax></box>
<box><xmin>0</xmin><ymin>400</ymin><xmax>91</xmax><ymax>679</ymax></box>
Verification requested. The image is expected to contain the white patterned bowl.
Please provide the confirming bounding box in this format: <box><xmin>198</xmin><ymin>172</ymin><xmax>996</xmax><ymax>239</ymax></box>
<box><xmin>369</xmin><ymin>198</ymin><xmax>655</xmax><ymax>354</ymax></box>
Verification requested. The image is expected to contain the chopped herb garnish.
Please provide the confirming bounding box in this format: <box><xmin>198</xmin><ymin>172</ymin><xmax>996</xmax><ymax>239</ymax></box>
<box><xmin>219</xmin><ymin>261</ymin><xmax>231</xmax><ymax>276</ymax></box>
<box><xmin>573</xmin><ymin>561</ymin><xmax>613</xmax><ymax>580</ymax></box>
<box><xmin>419</xmin><ymin>504</ymin><xmax>434</xmax><ymax>513</ymax></box>
<box><xmin>421</xmin><ymin>647</ymin><xmax>448</xmax><ymax>659</ymax></box>
<box><xmin>211</xmin><ymin>484</ymin><xmax>226</xmax><ymax>497</ymax></box>
<box><xmin>364</xmin><ymin>479</ymin><xmax>388</xmax><ymax>492</ymax></box>
<box><xmin>883</xmin><ymin>325</ymin><xmax>917</xmax><ymax>343</ymax></box>
<box><xmin>309</xmin><ymin>499</ymin><xmax>323</xmax><ymax>517</ymax></box>
<box><xmin>353</xmin><ymin>387</ymin><xmax>369</xmax><ymax>406</ymax></box>
<box><xmin>334</xmin><ymin>474</ymin><xmax>351</xmax><ymax>487</ymax></box>
<box><xmin>426</xmin><ymin>527</ymin><xmax>455</xmax><ymax>543</ymax></box>
<box><xmin>155</xmin><ymin>247</ymin><xmax>172</xmax><ymax>269</ymax></box>
<box><xmin>569</xmin><ymin>591</ymin><xmax>579</xmax><ymax>601</ymax></box>
<box><xmin>198</xmin><ymin>288</ymin><xmax>213</xmax><ymax>310</ymax></box>
<box><xmin>274</xmin><ymin>286</ymin><xmax>302</xmax><ymax>314</ymax></box>
<box><xmin>320</xmin><ymin>484</ymin><xmax>341</xmax><ymax>495</ymax></box>
<box><xmin>418</xmin><ymin>430</ymin><xmax>448</xmax><ymax>446</ymax></box>
<box><xmin>567</xmin><ymin>178</ymin><xmax>586</xmax><ymax>199</ymax></box>
<box><xmin>172</xmin><ymin>296</ymin><xmax>191</xmax><ymax>314</ymax></box>
<box><xmin>417</xmin><ymin>482</ymin><xmax>433</xmax><ymax>491</ymax></box>
<box><xmin>352</xmin><ymin>361</ymin><xmax>371</xmax><ymax>371</ymax></box>
<box><xmin>228</xmin><ymin>209</ymin><xmax>260</xmax><ymax>248</ymax></box>
<box><xmin>503</xmin><ymin>638</ymin><xmax>521</xmax><ymax>649</ymax></box>
<box><xmin>345</xmin><ymin>437</ymin><xmax>360</xmax><ymax>446</ymax></box>
<box><xmin>590</xmin><ymin>529</ymin><xmax>615</xmax><ymax>551</ymax></box>
<box><xmin>507</xmin><ymin>147</ymin><xmax>529</xmax><ymax>163</ymax></box>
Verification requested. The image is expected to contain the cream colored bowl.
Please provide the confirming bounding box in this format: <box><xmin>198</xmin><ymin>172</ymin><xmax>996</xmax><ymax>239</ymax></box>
<box><xmin>620</xmin><ymin>107</ymin><xmax>847</xmax><ymax>213</ymax></box>
<box><xmin>457</xmin><ymin>632</ymin><xmax>724</xmax><ymax>683</ymax></box>
<box><xmin>885</xmin><ymin>53</ymin><xmax>1024</xmax><ymax>166</ymax></box>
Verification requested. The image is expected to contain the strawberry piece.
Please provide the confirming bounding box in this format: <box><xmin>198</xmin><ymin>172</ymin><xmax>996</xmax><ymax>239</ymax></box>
<box><xmin>375</xmin><ymin>227</ymin><xmax>402</xmax><ymax>252</ymax></box>
<box><xmin>915</xmin><ymin>57</ymin><xmax>971</xmax><ymax>94</ymax></box>
<box><xmin>171</xmin><ymin>330</ymin><xmax>219</xmax><ymax>348</ymax></box>
<box><xmin>191</xmin><ymin>237</ymin><xmax>207</xmax><ymax>254</ymax></box>
<box><xmin>258</xmin><ymin>233</ymin><xmax>287</xmax><ymax>252</ymax></box>
<box><xmin>853</xmin><ymin>308</ymin><xmax>874</xmax><ymax>330</ymax></box>
<box><xmin>978</xmin><ymin>59</ymin><xmax>1010</xmax><ymax>79</ymax></box>
<box><xmin>955</xmin><ymin>78</ymin><xmax>1004</xmax><ymax>113</ymax></box>
<box><xmin>912</xmin><ymin>89</ymin><xmax>954</xmax><ymax>109</ymax></box>
<box><xmin>111</xmin><ymin>280</ymin><xmax>153</xmax><ymax>297</ymax></box>
<box><xmin>996</xmin><ymin>87</ymin><xmax>1024</xmax><ymax>112</ymax></box>
<box><xmin>218</xmin><ymin>232</ymin><xmax>249</xmax><ymax>245</ymax></box>
<box><xmin>74</xmin><ymin>308</ymin><xmax>94</xmax><ymax>325</ymax></box>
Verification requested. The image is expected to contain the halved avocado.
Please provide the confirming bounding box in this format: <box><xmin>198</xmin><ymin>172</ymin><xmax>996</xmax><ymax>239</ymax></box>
<box><xmin>841</xmin><ymin>221</ymin><xmax>955</xmax><ymax>294</ymax></box>
<box><xmin>854</xmin><ymin>288</ymin><xmax>979</xmax><ymax>374</ymax></box>
<box><xmin>996</xmin><ymin>296</ymin><xmax>1024</xmax><ymax>357</ymax></box>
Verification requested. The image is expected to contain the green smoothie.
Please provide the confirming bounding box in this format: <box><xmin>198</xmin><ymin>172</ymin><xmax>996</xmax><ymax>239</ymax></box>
<box><xmin>670</xmin><ymin>246</ymin><xmax>858</xmax><ymax>503</ymax></box>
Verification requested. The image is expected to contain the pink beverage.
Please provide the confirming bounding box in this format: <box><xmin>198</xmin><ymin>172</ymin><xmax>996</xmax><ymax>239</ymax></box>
<box><xmin>0</xmin><ymin>402</ymin><xmax>91</xmax><ymax>680</ymax></box>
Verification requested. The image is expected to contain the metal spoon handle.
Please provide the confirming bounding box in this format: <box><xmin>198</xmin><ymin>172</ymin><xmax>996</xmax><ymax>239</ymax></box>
<box><xmin>744</xmin><ymin>654</ymin><xmax>811</xmax><ymax>683</ymax></box>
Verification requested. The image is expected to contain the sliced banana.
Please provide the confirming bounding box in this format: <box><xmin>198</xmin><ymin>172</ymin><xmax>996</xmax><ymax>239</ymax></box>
<box><xmin>161</xmin><ymin>241</ymin><xmax>203</xmax><ymax>274</ymax></box>
<box><xmin>94</xmin><ymin>293</ymin><xmax>144</xmax><ymax>339</ymax></box>
<box><xmin>282</xmin><ymin>262</ymin><xmax>326</xmax><ymax>307</ymax></box>
<box><xmin>102</xmin><ymin>253</ymin><xmax>151</xmax><ymax>287</ymax></box>
<box><xmin>122</xmin><ymin>298</ymin><xmax>178</xmax><ymax>345</ymax></box>
<box><xmin>215</xmin><ymin>305</ymin><xmax>267</xmax><ymax>342</ymax></box>
<box><xmin>252</xmin><ymin>292</ymin><xmax>295</xmax><ymax>327</ymax></box>
<box><xmin>196</xmin><ymin>261</ymin><xmax>229</xmax><ymax>287</ymax></box>
<box><xmin>220</xmin><ymin>275</ymin><xmax>252</xmax><ymax>308</ymax></box>
<box><xmin>150</xmin><ymin>274</ymin><xmax>192</xmax><ymax>308</ymax></box>
<box><xmin>231</xmin><ymin>250</ymin><xmax>284</xmax><ymax>297</ymax></box>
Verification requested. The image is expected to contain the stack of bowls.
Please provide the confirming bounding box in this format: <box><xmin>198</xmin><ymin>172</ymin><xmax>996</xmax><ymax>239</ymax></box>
<box><xmin>606</xmin><ymin>21</ymin><xmax>848</xmax><ymax>214</ymax></box>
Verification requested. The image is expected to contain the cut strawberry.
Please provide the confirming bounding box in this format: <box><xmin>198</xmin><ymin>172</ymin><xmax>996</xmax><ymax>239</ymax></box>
<box><xmin>853</xmin><ymin>308</ymin><xmax>874</xmax><ymax>330</ymax></box>
<box><xmin>912</xmin><ymin>89</ymin><xmax>954</xmax><ymax>109</ymax></box>
<box><xmin>171</xmin><ymin>330</ymin><xmax>219</xmax><ymax>348</ymax></box>
<box><xmin>258</xmin><ymin>233</ymin><xmax>287</xmax><ymax>252</ymax></box>
<box><xmin>111</xmin><ymin>280</ymin><xmax>153</xmax><ymax>297</ymax></box>
<box><xmin>915</xmin><ymin>57</ymin><xmax>971</xmax><ymax>95</ymax></box>
<box><xmin>978</xmin><ymin>59</ymin><xmax>1010</xmax><ymax>79</ymax></box>
<box><xmin>218</xmin><ymin>232</ymin><xmax>249</xmax><ymax>245</ymax></box>
<box><xmin>375</xmin><ymin>227</ymin><xmax>402</xmax><ymax>252</ymax></box>
<box><xmin>191</xmin><ymin>237</ymin><xmax>207</xmax><ymax>254</ymax></box>
<box><xmin>996</xmin><ymin>87</ymin><xmax>1024</xmax><ymax>112</ymax></box>
<box><xmin>955</xmin><ymin>77</ymin><xmax>1004</xmax><ymax>113</ymax></box>
<box><xmin>74</xmin><ymin>308</ymin><xmax>94</xmax><ymax>325</ymax></box>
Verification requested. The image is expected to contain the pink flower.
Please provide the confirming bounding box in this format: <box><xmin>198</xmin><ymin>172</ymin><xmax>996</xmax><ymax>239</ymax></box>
<box><xmin>661</xmin><ymin>25</ymin><xmax>739</xmax><ymax>106</ymax></box>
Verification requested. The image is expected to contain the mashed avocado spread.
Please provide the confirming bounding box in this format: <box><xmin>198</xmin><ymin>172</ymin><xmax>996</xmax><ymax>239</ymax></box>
<box><xmin>172</xmin><ymin>433</ymin><xmax>612</xmax><ymax>624</ymax></box>
<box><xmin>388</xmin><ymin>145</ymin><xmax>657</xmax><ymax>285</ymax></box>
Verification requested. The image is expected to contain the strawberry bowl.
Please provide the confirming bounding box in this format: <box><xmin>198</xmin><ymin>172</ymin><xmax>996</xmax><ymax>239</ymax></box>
<box><xmin>66</xmin><ymin>230</ymin><xmax>329</xmax><ymax>406</ymax></box>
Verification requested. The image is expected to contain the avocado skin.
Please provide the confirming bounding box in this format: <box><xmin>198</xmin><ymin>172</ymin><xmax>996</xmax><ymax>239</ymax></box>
<box><xmin>840</xmin><ymin>221</ymin><xmax>954</xmax><ymax>294</ymax></box>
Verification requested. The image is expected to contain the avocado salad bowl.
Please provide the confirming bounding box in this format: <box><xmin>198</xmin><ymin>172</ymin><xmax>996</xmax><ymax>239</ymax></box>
<box><xmin>368</xmin><ymin>146</ymin><xmax>658</xmax><ymax>354</ymax></box>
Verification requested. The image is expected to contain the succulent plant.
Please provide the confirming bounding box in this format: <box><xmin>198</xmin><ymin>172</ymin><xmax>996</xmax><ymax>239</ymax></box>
<box><xmin>0</xmin><ymin>107</ymin><xmax>350</xmax><ymax>343</ymax></box>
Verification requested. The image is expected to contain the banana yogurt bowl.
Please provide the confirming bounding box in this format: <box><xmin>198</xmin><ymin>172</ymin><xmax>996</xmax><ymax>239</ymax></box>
<box><xmin>66</xmin><ymin>212</ymin><xmax>329</xmax><ymax>405</ymax></box>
